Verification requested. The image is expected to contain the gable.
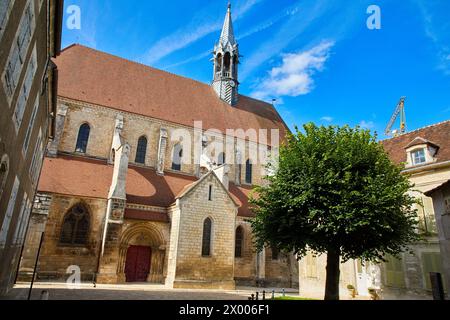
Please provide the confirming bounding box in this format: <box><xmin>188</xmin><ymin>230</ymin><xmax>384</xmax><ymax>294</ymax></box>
<box><xmin>177</xmin><ymin>171</ymin><xmax>239</xmax><ymax>210</ymax></box>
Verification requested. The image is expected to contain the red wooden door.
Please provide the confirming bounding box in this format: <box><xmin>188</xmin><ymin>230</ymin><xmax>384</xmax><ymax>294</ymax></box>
<box><xmin>125</xmin><ymin>245</ymin><xmax>152</xmax><ymax>282</ymax></box>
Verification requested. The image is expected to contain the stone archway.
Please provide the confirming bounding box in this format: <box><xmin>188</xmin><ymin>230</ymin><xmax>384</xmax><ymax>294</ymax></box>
<box><xmin>117</xmin><ymin>223</ymin><xmax>166</xmax><ymax>283</ymax></box>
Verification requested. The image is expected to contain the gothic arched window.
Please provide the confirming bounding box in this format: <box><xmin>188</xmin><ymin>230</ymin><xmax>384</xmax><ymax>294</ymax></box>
<box><xmin>172</xmin><ymin>144</ymin><xmax>183</xmax><ymax>171</ymax></box>
<box><xmin>135</xmin><ymin>136</ymin><xmax>147</xmax><ymax>164</ymax></box>
<box><xmin>235</xmin><ymin>226</ymin><xmax>243</xmax><ymax>258</ymax></box>
<box><xmin>232</xmin><ymin>55</ymin><xmax>238</xmax><ymax>78</ymax></box>
<box><xmin>245</xmin><ymin>159</ymin><xmax>253</xmax><ymax>184</ymax></box>
<box><xmin>75</xmin><ymin>123</ymin><xmax>90</xmax><ymax>153</ymax></box>
<box><xmin>218</xmin><ymin>152</ymin><xmax>226</xmax><ymax>166</ymax></box>
<box><xmin>215</xmin><ymin>53</ymin><xmax>222</xmax><ymax>73</ymax></box>
<box><xmin>60</xmin><ymin>204</ymin><xmax>90</xmax><ymax>245</ymax></box>
<box><xmin>223</xmin><ymin>52</ymin><xmax>231</xmax><ymax>73</ymax></box>
<box><xmin>202</xmin><ymin>218</ymin><xmax>212</xmax><ymax>257</ymax></box>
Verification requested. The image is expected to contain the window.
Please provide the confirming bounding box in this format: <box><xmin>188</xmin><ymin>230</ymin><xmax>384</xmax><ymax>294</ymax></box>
<box><xmin>271</xmin><ymin>246</ymin><xmax>279</xmax><ymax>260</ymax></box>
<box><xmin>171</xmin><ymin>144</ymin><xmax>183</xmax><ymax>171</ymax></box>
<box><xmin>0</xmin><ymin>154</ymin><xmax>9</xmax><ymax>198</ymax></box>
<box><xmin>202</xmin><ymin>218</ymin><xmax>212</xmax><ymax>257</ymax></box>
<box><xmin>13</xmin><ymin>46</ymin><xmax>37</xmax><ymax>132</ymax></box>
<box><xmin>2</xmin><ymin>0</ymin><xmax>35</xmax><ymax>101</ymax></box>
<box><xmin>444</xmin><ymin>197</ymin><xmax>450</xmax><ymax>215</ymax></box>
<box><xmin>22</xmin><ymin>94</ymin><xmax>39</xmax><ymax>154</ymax></box>
<box><xmin>12</xmin><ymin>192</ymin><xmax>28</xmax><ymax>245</ymax></box>
<box><xmin>422</xmin><ymin>252</ymin><xmax>447</xmax><ymax>291</ymax></box>
<box><xmin>29</xmin><ymin>129</ymin><xmax>43</xmax><ymax>185</ymax></box>
<box><xmin>75</xmin><ymin>123</ymin><xmax>90</xmax><ymax>153</ymax></box>
<box><xmin>306</xmin><ymin>254</ymin><xmax>317</xmax><ymax>278</ymax></box>
<box><xmin>411</xmin><ymin>149</ymin><xmax>426</xmax><ymax>165</ymax></box>
<box><xmin>0</xmin><ymin>176</ymin><xmax>20</xmax><ymax>247</ymax></box>
<box><xmin>235</xmin><ymin>226</ymin><xmax>243</xmax><ymax>258</ymax></box>
<box><xmin>385</xmin><ymin>255</ymin><xmax>406</xmax><ymax>288</ymax></box>
<box><xmin>245</xmin><ymin>159</ymin><xmax>252</xmax><ymax>184</ymax></box>
<box><xmin>0</xmin><ymin>0</ymin><xmax>15</xmax><ymax>41</ymax></box>
<box><xmin>218</xmin><ymin>152</ymin><xmax>225</xmax><ymax>166</ymax></box>
<box><xmin>208</xmin><ymin>185</ymin><xmax>212</xmax><ymax>201</ymax></box>
<box><xmin>135</xmin><ymin>136</ymin><xmax>147</xmax><ymax>164</ymax></box>
<box><xmin>60</xmin><ymin>204</ymin><xmax>90</xmax><ymax>245</ymax></box>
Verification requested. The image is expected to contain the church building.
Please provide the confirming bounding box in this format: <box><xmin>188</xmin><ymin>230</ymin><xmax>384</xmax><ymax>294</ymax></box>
<box><xmin>18</xmin><ymin>5</ymin><xmax>299</xmax><ymax>289</ymax></box>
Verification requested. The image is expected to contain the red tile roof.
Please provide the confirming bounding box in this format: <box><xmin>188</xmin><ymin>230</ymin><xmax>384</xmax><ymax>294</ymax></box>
<box><xmin>229</xmin><ymin>183</ymin><xmax>256</xmax><ymax>217</ymax></box>
<box><xmin>55</xmin><ymin>44</ymin><xmax>288</xmax><ymax>145</ymax></box>
<box><xmin>38</xmin><ymin>155</ymin><xmax>256</xmax><ymax>217</ymax></box>
<box><xmin>381</xmin><ymin>120</ymin><xmax>450</xmax><ymax>165</ymax></box>
<box><xmin>124</xmin><ymin>209</ymin><xmax>169</xmax><ymax>222</ymax></box>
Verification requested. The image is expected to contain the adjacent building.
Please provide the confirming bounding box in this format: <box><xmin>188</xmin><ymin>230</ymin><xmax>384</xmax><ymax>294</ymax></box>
<box><xmin>0</xmin><ymin>0</ymin><xmax>63</xmax><ymax>295</ymax></box>
<box><xmin>18</xmin><ymin>6</ymin><xmax>299</xmax><ymax>289</ymax></box>
<box><xmin>298</xmin><ymin>120</ymin><xmax>450</xmax><ymax>298</ymax></box>
<box><xmin>424</xmin><ymin>180</ymin><xmax>450</xmax><ymax>299</ymax></box>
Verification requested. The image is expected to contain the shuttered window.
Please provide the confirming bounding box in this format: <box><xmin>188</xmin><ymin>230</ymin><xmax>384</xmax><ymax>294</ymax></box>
<box><xmin>29</xmin><ymin>128</ymin><xmax>43</xmax><ymax>185</ymax></box>
<box><xmin>13</xmin><ymin>45</ymin><xmax>37</xmax><ymax>132</ymax></box>
<box><xmin>0</xmin><ymin>176</ymin><xmax>20</xmax><ymax>247</ymax></box>
<box><xmin>22</xmin><ymin>93</ymin><xmax>39</xmax><ymax>154</ymax></box>
<box><xmin>12</xmin><ymin>192</ymin><xmax>28</xmax><ymax>245</ymax></box>
<box><xmin>306</xmin><ymin>254</ymin><xmax>317</xmax><ymax>278</ymax></box>
<box><xmin>2</xmin><ymin>0</ymin><xmax>35</xmax><ymax>102</ymax></box>
<box><xmin>385</xmin><ymin>255</ymin><xmax>406</xmax><ymax>288</ymax></box>
<box><xmin>422</xmin><ymin>252</ymin><xmax>447</xmax><ymax>291</ymax></box>
<box><xmin>0</xmin><ymin>0</ymin><xmax>14</xmax><ymax>41</ymax></box>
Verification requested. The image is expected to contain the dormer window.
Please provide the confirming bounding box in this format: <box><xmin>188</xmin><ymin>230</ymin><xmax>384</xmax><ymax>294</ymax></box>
<box><xmin>404</xmin><ymin>137</ymin><xmax>439</xmax><ymax>168</ymax></box>
<box><xmin>411</xmin><ymin>149</ymin><xmax>426</xmax><ymax>165</ymax></box>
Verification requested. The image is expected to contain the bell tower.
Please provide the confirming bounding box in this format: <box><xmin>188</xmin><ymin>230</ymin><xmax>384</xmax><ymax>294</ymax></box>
<box><xmin>212</xmin><ymin>4</ymin><xmax>239</xmax><ymax>106</ymax></box>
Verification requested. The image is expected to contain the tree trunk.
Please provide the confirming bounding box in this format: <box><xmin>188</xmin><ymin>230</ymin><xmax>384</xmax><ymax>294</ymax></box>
<box><xmin>324</xmin><ymin>249</ymin><xmax>340</xmax><ymax>300</ymax></box>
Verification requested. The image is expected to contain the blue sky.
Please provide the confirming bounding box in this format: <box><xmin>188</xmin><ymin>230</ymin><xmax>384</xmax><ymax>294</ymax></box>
<box><xmin>61</xmin><ymin>0</ymin><xmax>450</xmax><ymax>139</ymax></box>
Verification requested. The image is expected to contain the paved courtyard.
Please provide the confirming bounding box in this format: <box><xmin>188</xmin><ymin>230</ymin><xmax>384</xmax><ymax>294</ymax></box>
<box><xmin>1</xmin><ymin>282</ymin><xmax>431</xmax><ymax>300</ymax></box>
<box><xmin>1</xmin><ymin>283</ymin><xmax>300</xmax><ymax>300</ymax></box>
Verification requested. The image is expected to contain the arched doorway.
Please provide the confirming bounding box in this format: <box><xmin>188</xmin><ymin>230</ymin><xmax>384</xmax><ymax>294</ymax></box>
<box><xmin>125</xmin><ymin>245</ymin><xmax>152</xmax><ymax>282</ymax></box>
<box><xmin>117</xmin><ymin>223</ymin><xmax>166</xmax><ymax>284</ymax></box>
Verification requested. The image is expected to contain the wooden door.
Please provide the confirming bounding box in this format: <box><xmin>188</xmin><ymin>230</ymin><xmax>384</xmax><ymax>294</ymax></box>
<box><xmin>125</xmin><ymin>245</ymin><xmax>152</xmax><ymax>282</ymax></box>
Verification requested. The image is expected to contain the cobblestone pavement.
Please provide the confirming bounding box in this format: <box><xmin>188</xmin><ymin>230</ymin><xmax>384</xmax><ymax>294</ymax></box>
<box><xmin>1</xmin><ymin>283</ymin><xmax>300</xmax><ymax>300</ymax></box>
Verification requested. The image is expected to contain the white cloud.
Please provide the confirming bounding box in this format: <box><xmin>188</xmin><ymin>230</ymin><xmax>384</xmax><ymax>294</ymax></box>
<box><xmin>320</xmin><ymin>116</ymin><xmax>333</xmax><ymax>122</ymax></box>
<box><xmin>359</xmin><ymin>121</ymin><xmax>375</xmax><ymax>129</ymax></box>
<box><xmin>416</xmin><ymin>1</ymin><xmax>450</xmax><ymax>75</ymax></box>
<box><xmin>165</xmin><ymin>3</ymin><xmax>300</xmax><ymax>70</ymax></box>
<box><xmin>145</xmin><ymin>0</ymin><xmax>262</xmax><ymax>65</ymax></box>
<box><xmin>251</xmin><ymin>40</ymin><xmax>334</xmax><ymax>100</ymax></box>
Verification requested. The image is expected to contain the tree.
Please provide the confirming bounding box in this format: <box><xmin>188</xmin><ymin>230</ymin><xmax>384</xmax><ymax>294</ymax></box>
<box><xmin>250</xmin><ymin>123</ymin><xmax>420</xmax><ymax>300</ymax></box>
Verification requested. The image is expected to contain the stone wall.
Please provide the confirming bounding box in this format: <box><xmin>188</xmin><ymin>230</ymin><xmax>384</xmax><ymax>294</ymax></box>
<box><xmin>170</xmin><ymin>173</ymin><xmax>237</xmax><ymax>289</ymax></box>
<box><xmin>57</xmin><ymin>98</ymin><xmax>267</xmax><ymax>186</ymax></box>
<box><xmin>32</xmin><ymin>195</ymin><xmax>108</xmax><ymax>281</ymax></box>
<box><xmin>234</xmin><ymin>218</ymin><xmax>257</xmax><ymax>285</ymax></box>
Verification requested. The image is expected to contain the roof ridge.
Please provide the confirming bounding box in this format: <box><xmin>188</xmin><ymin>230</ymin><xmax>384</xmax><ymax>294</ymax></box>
<box><xmin>64</xmin><ymin>44</ymin><xmax>231</xmax><ymax>96</ymax></box>
<box><xmin>380</xmin><ymin>119</ymin><xmax>450</xmax><ymax>142</ymax></box>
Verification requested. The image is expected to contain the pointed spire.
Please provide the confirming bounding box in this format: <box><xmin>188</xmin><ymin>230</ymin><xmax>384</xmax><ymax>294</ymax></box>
<box><xmin>219</xmin><ymin>2</ymin><xmax>236</xmax><ymax>46</ymax></box>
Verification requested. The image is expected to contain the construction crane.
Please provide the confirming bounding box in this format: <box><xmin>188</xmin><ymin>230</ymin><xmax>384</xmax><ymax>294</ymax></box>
<box><xmin>385</xmin><ymin>97</ymin><xmax>407</xmax><ymax>137</ymax></box>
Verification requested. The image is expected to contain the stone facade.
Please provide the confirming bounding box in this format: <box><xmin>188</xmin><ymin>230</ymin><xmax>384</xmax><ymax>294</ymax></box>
<box><xmin>0</xmin><ymin>0</ymin><xmax>63</xmax><ymax>296</ymax></box>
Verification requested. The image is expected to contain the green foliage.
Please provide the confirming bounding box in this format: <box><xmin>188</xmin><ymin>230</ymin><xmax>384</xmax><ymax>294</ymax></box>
<box><xmin>250</xmin><ymin>123</ymin><xmax>420</xmax><ymax>263</ymax></box>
